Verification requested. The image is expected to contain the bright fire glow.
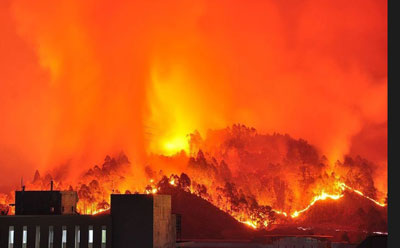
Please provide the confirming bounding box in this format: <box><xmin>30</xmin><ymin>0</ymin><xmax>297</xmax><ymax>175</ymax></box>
<box><xmin>0</xmin><ymin>0</ymin><xmax>387</xmax><ymax>233</ymax></box>
<box><xmin>273</xmin><ymin>209</ymin><xmax>288</xmax><ymax>217</ymax></box>
<box><xmin>340</xmin><ymin>183</ymin><xmax>386</xmax><ymax>207</ymax></box>
<box><xmin>240</xmin><ymin>220</ymin><xmax>258</xmax><ymax>229</ymax></box>
<box><xmin>290</xmin><ymin>192</ymin><xmax>344</xmax><ymax>218</ymax></box>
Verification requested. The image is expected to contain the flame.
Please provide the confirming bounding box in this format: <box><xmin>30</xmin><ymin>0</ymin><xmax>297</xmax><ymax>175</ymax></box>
<box><xmin>0</xmin><ymin>147</ymin><xmax>387</xmax><ymax>230</ymax></box>
<box><xmin>145</xmin><ymin>187</ymin><xmax>158</xmax><ymax>195</ymax></box>
<box><xmin>290</xmin><ymin>192</ymin><xmax>344</xmax><ymax>218</ymax></box>
<box><xmin>270</xmin><ymin>182</ymin><xmax>387</xmax><ymax>220</ymax></box>
<box><xmin>273</xmin><ymin>209</ymin><xmax>288</xmax><ymax>217</ymax></box>
<box><xmin>0</xmin><ymin>1</ymin><xmax>387</xmax><ymax>193</ymax></box>
<box><xmin>339</xmin><ymin>183</ymin><xmax>386</xmax><ymax>207</ymax></box>
<box><xmin>0</xmin><ymin>1</ymin><xmax>387</xmax><ymax>236</ymax></box>
<box><xmin>240</xmin><ymin>220</ymin><xmax>258</xmax><ymax>229</ymax></box>
<box><xmin>163</xmin><ymin>137</ymin><xmax>190</xmax><ymax>156</ymax></box>
<box><xmin>92</xmin><ymin>208</ymin><xmax>108</xmax><ymax>215</ymax></box>
<box><xmin>0</xmin><ymin>169</ymin><xmax>386</xmax><ymax>231</ymax></box>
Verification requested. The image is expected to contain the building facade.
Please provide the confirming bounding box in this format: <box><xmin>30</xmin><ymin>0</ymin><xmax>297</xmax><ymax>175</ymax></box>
<box><xmin>0</xmin><ymin>192</ymin><xmax>176</xmax><ymax>248</ymax></box>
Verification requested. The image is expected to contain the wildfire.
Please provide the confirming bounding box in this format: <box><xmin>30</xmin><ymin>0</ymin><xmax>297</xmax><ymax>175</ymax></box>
<box><xmin>92</xmin><ymin>208</ymin><xmax>108</xmax><ymax>215</ymax></box>
<box><xmin>290</xmin><ymin>192</ymin><xmax>344</xmax><ymax>218</ymax></box>
<box><xmin>271</xmin><ymin>182</ymin><xmax>387</xmax><ymax>220</ymax></box>
<box><xmin>145</xmin><ymin>173</ymin><xmax>385</xmax><ymax>228</ymax></box>
<box><xmin>339</xmin><ymin>183</ymin><xmax>386</xmax><ymax>207</ymax></box>
<box><xmin>0</xmin><ymin>151</ymin><xmax>387</xmax><ymax>231</ymax></box>
<box><xmin>0</xmin><ymin>173</ymin><xmax>387</xmax><ymax>231</ymax></box>
<box><xmin>145</xmin><ymin>187</ymin><xmax>158</xmax><ymax>195</ymax></box>
<box><xmin>273</xmin><ymin>209</ymin><xmax>288</xmax><ymax>217</ymax></box>
<box><xmin>240</xmin><ymin>220</ymin><xmax>258</xmax><ymax>229</ymax></box>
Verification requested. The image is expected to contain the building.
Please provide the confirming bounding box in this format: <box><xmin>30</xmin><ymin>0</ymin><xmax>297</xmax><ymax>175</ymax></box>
<box><xmin>331</xmin><ymin>242</ymin><xmax>357</xmax><ymax>248</ymax></box>
<box><xmin>0</xmin><ymin>190</ymin><xmax>177</xmax><ymax>248</ymax></box>
<box><xmin>15</xmin><ymin>189</ymin><xmax>78</xmax><ymax>216</ymax></box>
<box><xmin>356</xmin><ymin>234</ymin><xmax>387</xmax><ymax>248</ymax></box>
<box><xmin>252</xmin><ymin>235</ymin><xmax>332</xmax><ymax>248</ymax></box>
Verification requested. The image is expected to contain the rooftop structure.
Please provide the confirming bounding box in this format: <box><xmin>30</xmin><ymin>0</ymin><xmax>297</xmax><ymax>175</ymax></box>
<box><xmin>1</xmin><ymin>191</ymin><xmax>177</xmax><ymax>248</ymax></box>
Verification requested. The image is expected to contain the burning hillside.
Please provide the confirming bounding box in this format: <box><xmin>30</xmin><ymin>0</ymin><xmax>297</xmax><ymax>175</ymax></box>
<box><xmin>0</xmin><ymin>0</ymin><xmax>387</xmax><ymax>242</ymax></box>
<box><xmin>0</xmin><ymin>125</ymin><xmax>387</xmax><ymax>233</ymax></box>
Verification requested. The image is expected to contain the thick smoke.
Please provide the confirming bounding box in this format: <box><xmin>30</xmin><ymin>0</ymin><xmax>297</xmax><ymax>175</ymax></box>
<box><xmin>0</xmin><ymin>0</ymin><xmax>386</xmax><ymax>193</ymax></box>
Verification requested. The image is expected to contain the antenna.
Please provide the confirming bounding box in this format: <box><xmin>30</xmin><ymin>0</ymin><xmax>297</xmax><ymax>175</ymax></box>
<box><xmin>21</xmin><ymin>177</ymin><xmax>25</xmax><ymax>191</ymax></box>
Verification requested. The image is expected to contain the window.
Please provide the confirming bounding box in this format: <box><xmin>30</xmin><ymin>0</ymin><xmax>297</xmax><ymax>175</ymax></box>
<box><xmin>101</xmin><ymin>226</ymin><xmax>106</xmax><ymax>248</ymax></box>
<box><xmin>8</xmin><ymin>226</ymin><xmax>14</xmax><ymax>248</ymax></box>
<box><xmin>88</xmin><ymin>226</ymin><xmax>93</xmax><ymax>248</ymax></box>
<box><xmin>48</xmin><ymin>226</ymin><xmax>54</xmax><ymax>248</ymax></box>
<box><xmin>62</xmin><ymin>226</ymin><xmax>67</xmax><ymax>248</ymax></box>
<box><xmin>22</xmin><ymin>226</ymin><xmax>27</xmax><ymax>248</ymax></box>
<box><xmin>35</xmin><ymin>226</ymin><xmax>40</xmax><ymax>248</ymax></box>
<box><xmin>74</xmin><ymin>226</ymin><xmax>80</xmax><ymax>248</ymax></box>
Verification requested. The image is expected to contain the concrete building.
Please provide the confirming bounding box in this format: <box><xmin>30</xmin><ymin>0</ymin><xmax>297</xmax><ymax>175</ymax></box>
<box><xmin>356</xmin><ymin>234</ymin><xmax>387</xmax><ymax>248</ymax></box>
<box><xmin>60</xmin><ymin>191</ymin><xmax>78</xmax><ymax>215</ymax></box>
<box><xmin>1</xmin><ymin>191</ymin><xmax>176</xmax><ymax>248</ymax></box>
<box><xmin>252</xmin><ymin>235</ymin><xmax>332</xmax><ymax>248</ymax></box>
<box><xmin>331</xmin><ymin>243</ymin><xmax>357</xmax><ymax>248</ymax></box>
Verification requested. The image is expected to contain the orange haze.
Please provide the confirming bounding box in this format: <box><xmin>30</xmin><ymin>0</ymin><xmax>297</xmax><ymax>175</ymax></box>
<box><xmin>0</xmin><ymin>0</ymin><xmax>386</xmax><ymax>193</ymax></box>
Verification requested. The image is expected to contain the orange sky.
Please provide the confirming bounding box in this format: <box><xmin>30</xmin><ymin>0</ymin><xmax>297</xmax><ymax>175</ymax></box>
<box><xmin>0</xmin><ymin>0</ymin><xmax>387</xmax><ymax>191</ymax></box>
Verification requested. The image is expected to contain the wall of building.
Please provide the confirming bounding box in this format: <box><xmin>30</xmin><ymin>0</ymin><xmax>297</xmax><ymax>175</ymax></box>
<box><xmin>171</xmin><ymin>214</ymin><xmax>177</xmax><ymax>245</ymax></box>
<box><xmin>15</xmin><ymin>191</ymin><xmax>62</xmax><ymax>215</ymax></box>
<box><xmin>272</xmin><ymin>237</ymin><xmax>330</xmax><ymax>248</ymax></box>
<box><xmin>3</xmin><ymin>193</ymin><xmax>176</xmax><ymax>248</ymax></box>
<box><xmin>0</xmin><ymin>215</ymin><xmax>111</xmax><ymax>248</ymax></box>
<box><xmin>111</xmin><ymin>194</ymin><xmax>154</xmax><ymax>248</ymax></box>
<box><xmin>153</xmin><ymin>195</ymin><xmax>175</xmax><ymax>248</ymax></box>
<box><xmin>61</xmin><ymin>191</ymin><xmax>78</xmax><ymax>215</ymax></box>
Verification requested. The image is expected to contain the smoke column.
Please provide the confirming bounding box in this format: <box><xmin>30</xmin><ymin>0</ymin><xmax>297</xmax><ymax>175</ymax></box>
<box><xmin>0</xmin><ymin>0</ymin><xmax>386</xmax><ymax>192</ymax></box>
